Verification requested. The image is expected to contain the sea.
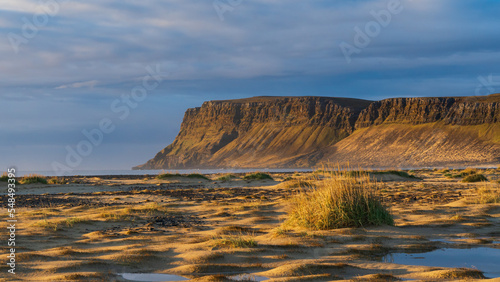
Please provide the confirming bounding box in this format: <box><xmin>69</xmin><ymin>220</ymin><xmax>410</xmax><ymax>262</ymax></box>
<box><xmin>16</xmin><ymin>165</ymin><xmax>497</xmax><ymax>177</ymax></box>
<box><xmin>16</xmin><ymin>168</ymin><xmax>314</xmax><ymax>177</ymax></box>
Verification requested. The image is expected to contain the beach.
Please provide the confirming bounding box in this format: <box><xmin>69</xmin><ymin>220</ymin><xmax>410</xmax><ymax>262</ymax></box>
<box><xmin>1</xmin><ymin>169</ymin><xmax>499</xmax><ymax>281</ymax></box>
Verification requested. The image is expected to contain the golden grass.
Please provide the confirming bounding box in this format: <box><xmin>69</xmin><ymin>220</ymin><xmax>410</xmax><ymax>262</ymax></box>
<box><xmin>285</xmin><ymin>171</ymin><xmax>393</xmax><ymax>230</ymax></box>
<box><xmin>468</xmin><ymin>185</ymin><xmax>500</xmax><ymax>204</ymax></box>
<box><xmin>211</xmin><ymin>235</ymin><xmax>257</xmax><ymax>248</ymax></box>
<box><xmin>280</xmin><ymin>179</ymin><xmax>314</xmax><ymax>189</ymax></box>
<box><xmin>32</xmin><ymin>217</ymin><xmax>89</xmax><ymax>231</ymax></box>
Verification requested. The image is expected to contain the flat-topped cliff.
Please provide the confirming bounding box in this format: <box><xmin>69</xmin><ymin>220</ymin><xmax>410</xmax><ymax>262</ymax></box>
<box><xmin>134</xmin><ymin>94</ymin><xmax>500</xmax><ymax>169</ymax></box>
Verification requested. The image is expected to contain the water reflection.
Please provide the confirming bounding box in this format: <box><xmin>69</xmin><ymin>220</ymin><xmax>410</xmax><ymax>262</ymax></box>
<box><xmin>384</xmin><ymin>247</ymin><xmax>500</xmax><ymax>278</ymax></box>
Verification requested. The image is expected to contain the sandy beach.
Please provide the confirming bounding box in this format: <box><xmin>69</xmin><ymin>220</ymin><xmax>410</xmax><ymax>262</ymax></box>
<box><xmin>1</xmin><ymin>169</ymin><xmax>500</xmax><ymax>281</ymax></box>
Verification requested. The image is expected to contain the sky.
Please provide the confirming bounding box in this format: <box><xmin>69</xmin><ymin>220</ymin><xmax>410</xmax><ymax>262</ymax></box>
<box><xmin>1</xmin><ymin>0</ymin><xmax>500</xmax><ymax>174</ymax></box>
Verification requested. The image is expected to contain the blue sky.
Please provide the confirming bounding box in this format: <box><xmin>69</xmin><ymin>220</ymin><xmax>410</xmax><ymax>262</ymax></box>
<box><xmin>1</xmin><ymin>0</ymin><xmax>500</xmax><ymax>173</ymax></box>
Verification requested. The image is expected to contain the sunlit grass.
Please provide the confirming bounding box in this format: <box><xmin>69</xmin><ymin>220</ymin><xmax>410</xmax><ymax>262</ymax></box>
<box><xmin>468</xmin><ymin>185</ymin><xmax>500</xmax><ymax>204</ymax></box>
<box><xmin>285</xmin><ymin>170</ymin><xmax>393</xmax><ymax>230</ymax></box>
<box><xmin>211</xmin><ymin>236</ymin><xmax>257</xmax><ymax>248</ymax></box>
<box><xmin>462</xmin><ymin>174</ymin><xmax>488</xmax><ymax>182</ymax></box>
<box><xmin>32</xmin><ymin>217</ymin><xmax>89</xmax><ymax>231</ymax></box>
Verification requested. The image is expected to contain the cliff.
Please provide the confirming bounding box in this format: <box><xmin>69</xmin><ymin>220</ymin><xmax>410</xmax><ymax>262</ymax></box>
<box><xmin>134</xmin><ymin>94</ymin><xmax>500</xmax><ymax>170</ymax></box>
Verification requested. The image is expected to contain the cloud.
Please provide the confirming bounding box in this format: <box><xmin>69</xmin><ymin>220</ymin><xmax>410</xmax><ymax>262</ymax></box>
<box><xmin>55</xmin><ymin>80</ymin><xmax>99</xmax><ymax>89</ymax></box>
<box><xmin>1</xmin><ymin>0</ymin><xmax>499</xmax><ymax>90</ymax></box>
<box><xmin>1</xmin><ymin>0</ymin><xmax>500</xmax><ymax>171</ymax></box>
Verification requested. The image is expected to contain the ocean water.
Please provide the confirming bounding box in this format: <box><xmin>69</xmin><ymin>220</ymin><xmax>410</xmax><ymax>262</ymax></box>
<box><xmin>17</xmin><ymin>168</ymin><xmax>313</xmax><ymax>177</ymax></box>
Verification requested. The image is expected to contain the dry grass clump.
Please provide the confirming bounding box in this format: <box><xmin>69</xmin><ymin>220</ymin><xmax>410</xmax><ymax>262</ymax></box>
<box><xmin>20</xmin><ymin>174</ymin><xmax>47</xmax><ymax>184</ymax></box>
<box><xmin>129</xmin><ymin>202</ymin><xmax>169</xmax><ymax>215</ymax></box>
<box><xmin>0</xmin><ymin>172</ymin><xmax>11</xmax><ymax>182</ymax></box>
<box><xmin>280</xmin><ymin>179</ymin><xmax>314</xmax><ymax>189</ymax></box>
<box><xmin>217</xmin><ymin>174</ymin><xmax>238</xmax><ymax>181</ymax></box>
<box><xmin>32</xmin><ymin>217</ymin><xmax>89</xmax><ymax>231</ymax></box>
<box><xmin>462</xmin><ymin>174</ymin><xmax>488</xmax><ymax>182</ymax></box>
<box><xmin>186</xmin><ymin>173</ymin><xmax>210</xmax><ymax>180</ymax></box>
<box><xmin>243</xmin><ymin>172</ymin><xmax>273</xmax><ymax>180</ymax></box>
<box><xmin>211</xmin><ymin>235</ymin><xmax>257</xmax><ymax>248</ymax></box>
<box><xmin>286</xmin><ymin>172</ymin><xmax>393</xmax><ymax>230</ymax></box>
<box><xmin>445</xmin><ymin>167</ymin><xmax>479</xmax><ymax>179</ymax></box>
<box><xmin>468</xmin><ymin>186</ymin><xmax>500</xmax><ymax>204</ymax></box>
<box><xmin>98</xmin><ymin>212</ymin><xmax>132</xmax><ymax>221</ymax></box>
<box><xmin>48</xmin><ymin>177</ymin><xmax>68</xmax><ymax>184</ymax></box>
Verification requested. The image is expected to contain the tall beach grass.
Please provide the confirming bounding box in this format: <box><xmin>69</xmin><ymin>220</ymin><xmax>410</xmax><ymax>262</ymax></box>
<box><xmin>286</xmin><ymin>170</ymin><xmax>393</xmax><ymax>230</ymax></box>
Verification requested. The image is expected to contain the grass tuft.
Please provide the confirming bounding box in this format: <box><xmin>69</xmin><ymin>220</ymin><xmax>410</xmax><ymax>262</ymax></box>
<box><xmin>462</xmin><ymin>174</ymin><xmax>488</xmax><ymax>182</ymax></box>
<box><xmin>469</xmin><ymin>186</ymin><xmax>500</xmax><ymax>204</ymax></box>
<box><xmin>280</xmin><ymin>179</ymin><xmax>314</xmax><ymax>189</ymax></box>
<box><xmin>20</xmin><ymin>174</ymin><xmax>47</xmax><ymax>184</ymax></box>
<box><xmin>217</xmin><ymin>174</ymin><xmax>238</xmax><ymax>181</ymax></box>
<box><xmin>286</xmin><ymin>171</ymin><xmax>393</xmax><ymax>230</ymax></box>
<box><xmin>47</xmin><ymin>177</ymin><xmax>67</xmax><ymax>184</ymax></box>
<box><xmin>243</xmin><ymin>172</ymin><xmax>273</xmax><ymax>180</ymax></box>
<box><xmin>32</xmin><ymin>217</ymin><xmax>89</xmax><ymax>231</ymax></box>
<box><xmin>212</xmin><ymin>236</ymin><xmax>257</xmax><ymax>248</ymax></box>
<box><xmin>0</xmin><ymin>173</ymin><xmax>9</xmax><ymax>182</ymax></box>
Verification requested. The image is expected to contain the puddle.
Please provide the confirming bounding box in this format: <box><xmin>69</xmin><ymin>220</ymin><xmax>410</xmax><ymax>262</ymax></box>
<box><xmin>120</xmin><ymin>273</ymin><xmax>189</xmax><ymax>281</ymax></box>
<box><xmin>384</xmin><ymin>247</ymin><xmax>500</xmax><ymax>278</ymax></box>
<box><xmin>228</xmin><ymin>274</ymin><xmax>269</xmax><ymax>281</ymax></box>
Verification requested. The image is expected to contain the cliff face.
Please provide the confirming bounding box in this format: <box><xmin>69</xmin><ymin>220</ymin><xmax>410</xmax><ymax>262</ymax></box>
<box><xmin>134</xmin><ymin>96</ymin><xmax>371</xmax><ymax>169</ymax></box>
<box><xmin>355</xmin><ymin>96</ymin><xmax>500</xmax><ymax>128</ymax></box>
<box><xmin>134</xmin><ymin>94</ymin><xmax>500</xmax><ymax>170</ymax></box>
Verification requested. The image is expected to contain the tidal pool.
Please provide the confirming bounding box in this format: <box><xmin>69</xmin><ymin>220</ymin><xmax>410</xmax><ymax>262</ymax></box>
<box><xmin>384</xmin><ymin>247</ymin><xmax>500</xmax><ymax>278</ymax></box>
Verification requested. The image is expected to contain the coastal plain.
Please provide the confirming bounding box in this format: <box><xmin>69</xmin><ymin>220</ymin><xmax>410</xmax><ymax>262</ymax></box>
<box><xmin>1</xmin><ymin>169</ymin><xmax>500</xmax><ymax>281</ymax></box>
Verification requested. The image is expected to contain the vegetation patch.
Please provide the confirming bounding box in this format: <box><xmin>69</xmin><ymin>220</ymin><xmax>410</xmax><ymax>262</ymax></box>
<box><xmin>371</xmin><ymin>170</ymin><xmax>418</xmax><ymax>179</ymax></box>
<box><xmin>32</xmin><ymin>217</ymin><xmax>89</xmax><ymax>231</ymax></box>
<box><xmin>217</xmin><ymin>174</ymin><xmax>238</xmax><ymax>181</ymax></box>
<box><xmin>0</xmin><ymin>173</ymin><xmax>10</xmax><ymax>182</ymax></box>
<box><xmin>20</xmin><ymin>174</ymin><xmax>48</xmax><ymax>184</ymax></box>
<box><xmin>286</xmin><ymin>172</ymin><xmax>393</xmax><ymax>230</ymax></box>
<box><xmin>186</xmin><ymin>173</ymin><xmax>210</xmax><ymax>180</ymax></box>
<box><xmin>468</xmin><ymin>186</ymin><xmax>500</xmax><ymax>204</ymax></box>
<box><xmin>212</xmin><ymin>236</ymin><xmax>257</xmax><ymax>248</ymax></box>
<box><xmin>447</xmin><ymin>168</ymin><xmax>479</xmax><ymax>178</ymax></box>
<box><xmin>280</xmin><ymin>179</ymin><xmax>314</xmax><ymax>189</ymax></box>
<box><xmin>462</xmin><ymin>174</ymin><xmax>488</xmax><ymax>182</ymax></box>
<box><xmin>47</xmin><ymin>177</ymin><xmax>68</xmax><ymax>184</ymax></box>
<box><xmin>243</xmin><ymin>172</ymin><xmax>273</xmax><ymax>180</ymax></box>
